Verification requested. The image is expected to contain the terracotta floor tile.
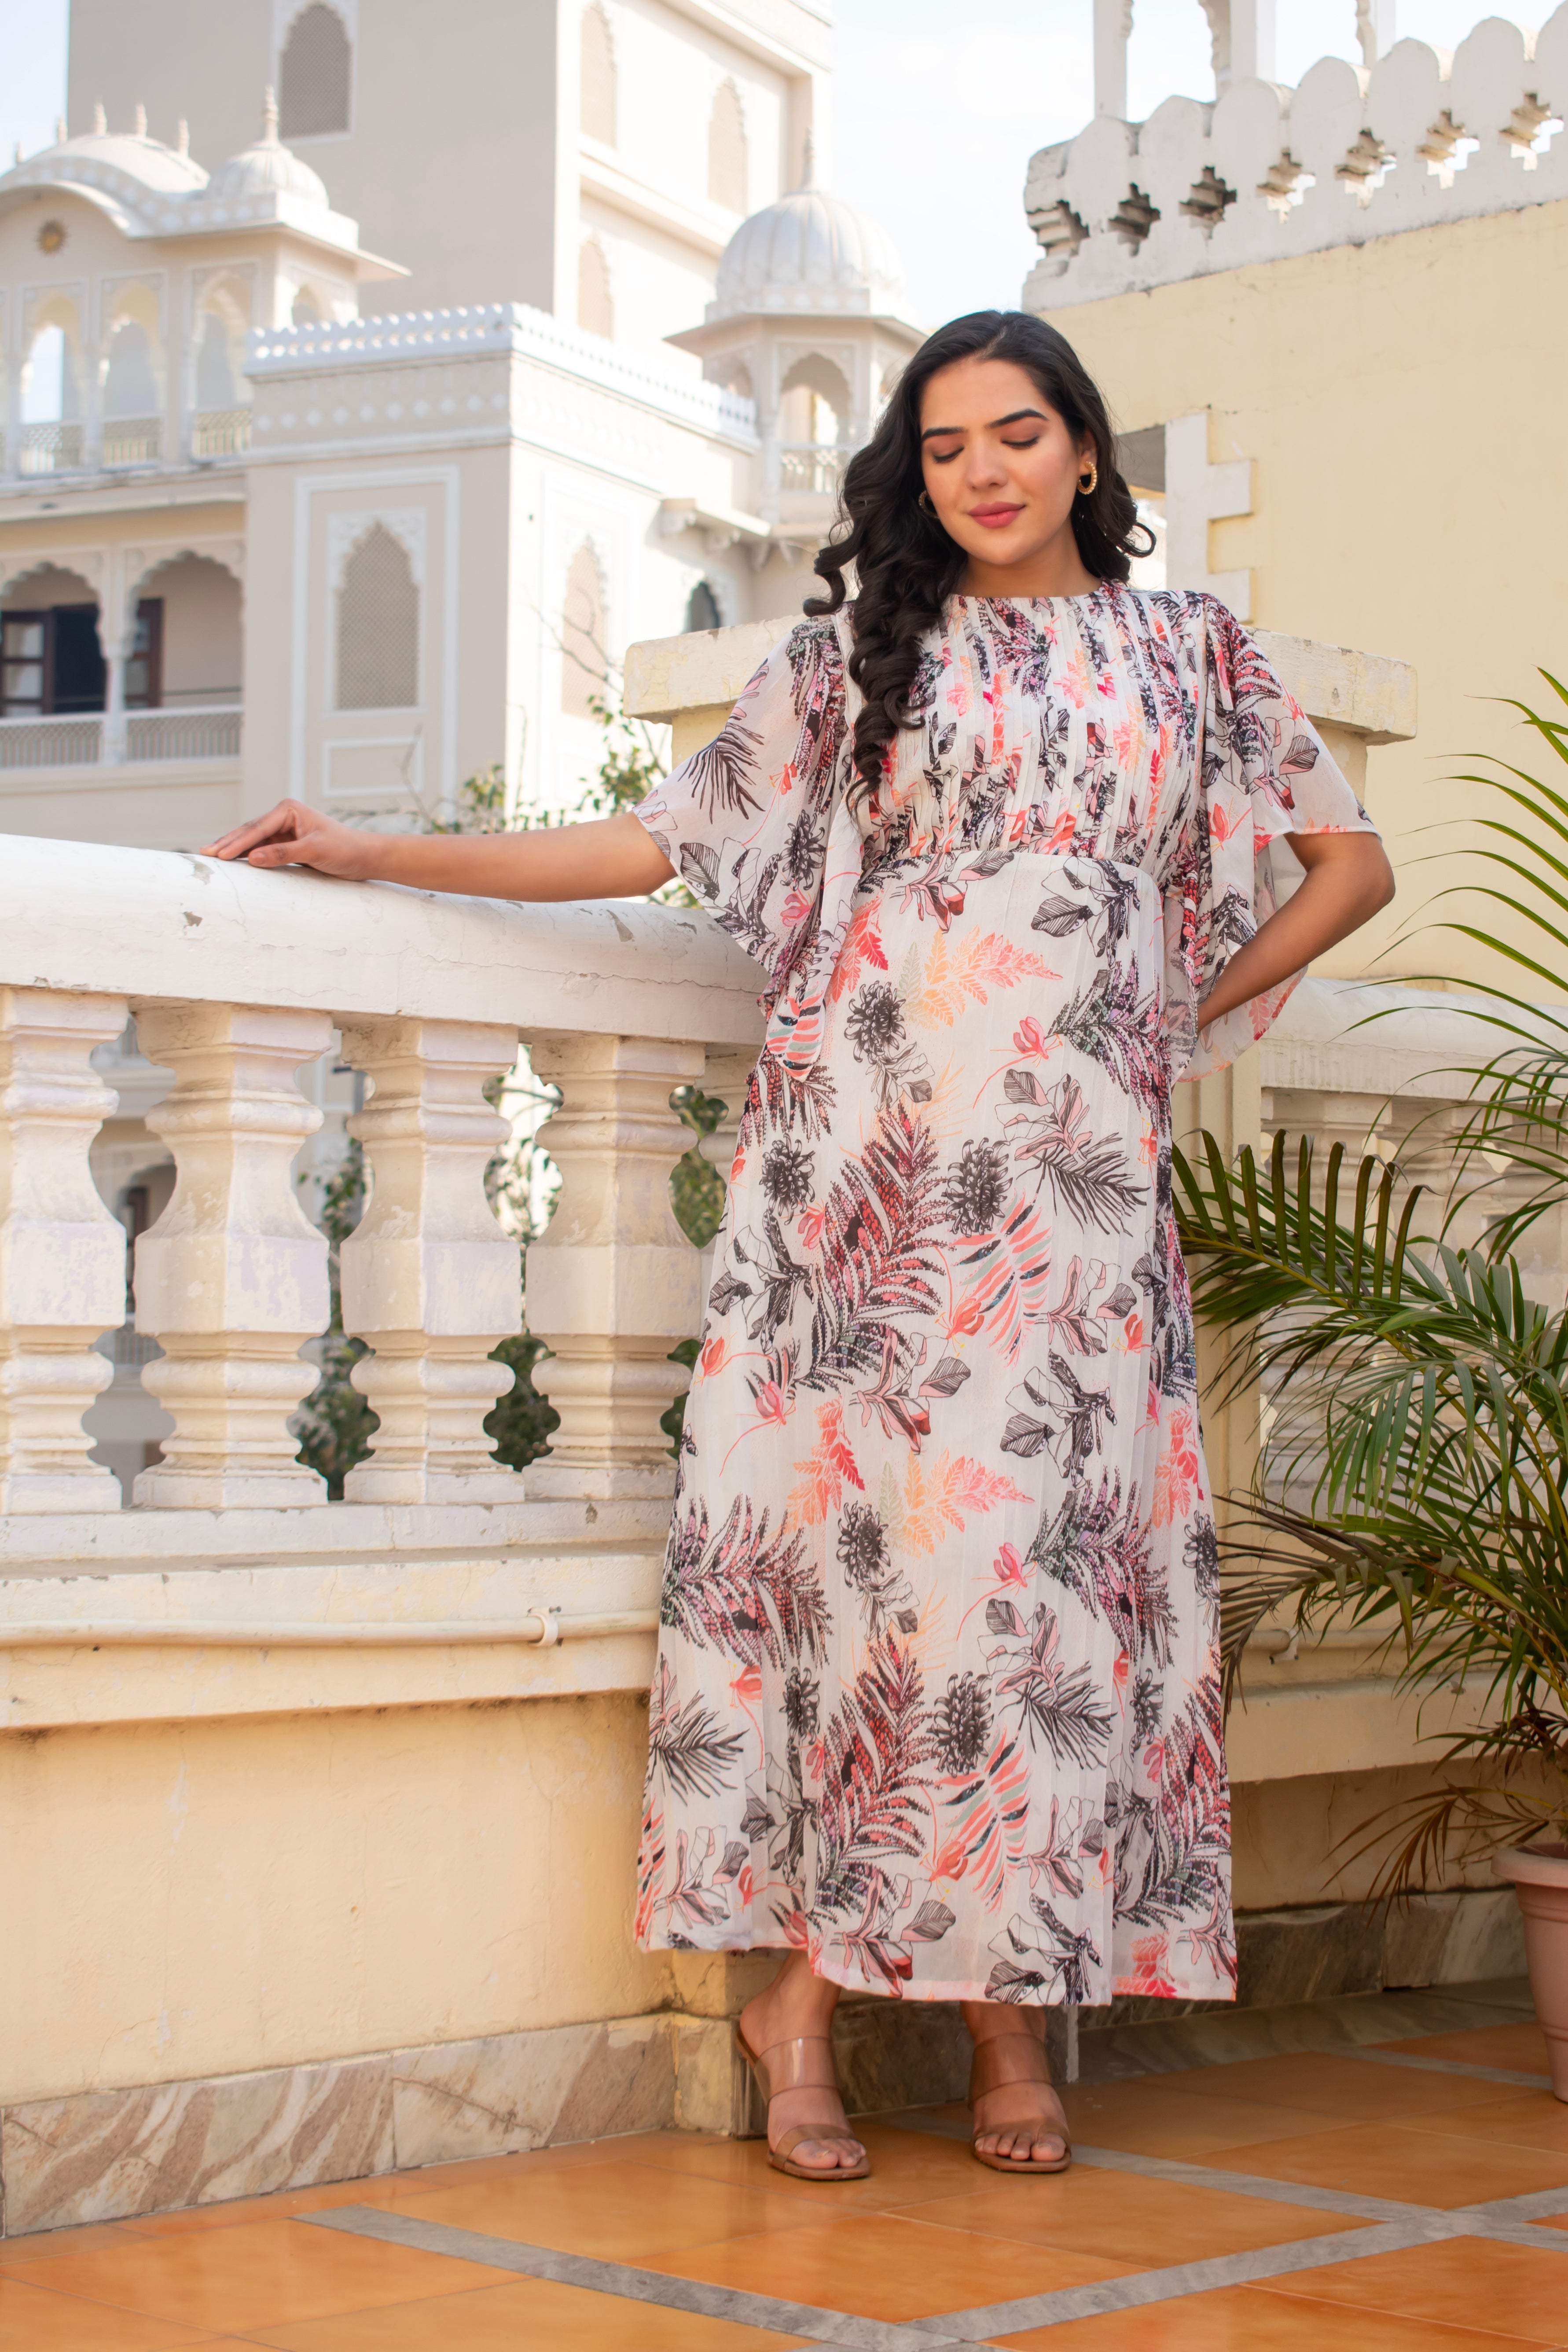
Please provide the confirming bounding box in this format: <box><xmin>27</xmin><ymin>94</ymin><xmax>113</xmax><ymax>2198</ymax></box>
<box><xmin>640</xmin><ymin>2208</ymin><xmax>1129</xmax><ymax>2322</ymax></box>
<box><xmin>1262</xmin><ymin>2234</ymin><xmax>1568</xmax><ymax>2342</ymax></box>
<box><xmin>0</xmin><ymin>2272</ymin><xmax>217</xmax><ymax>2351</ymax></box>
<box><xmin>364</xmin><ymin>2157</ymin><xmax>819</xmax><ymax>2261</ymax></box>
<box><xmin>243</xmin><ymin>2277</ymin><xmax>810</xmax><ymax>2350</ymax></box>
<box><xmin>0</xmin><ymin>2225</ymin><xmax>147</xmax><ymax>2267</ymax></box>
<box><xmin>1410</xmin><ymin>2089</ymin><xmax>1568</xmax><ymax>2157</ymax></box>
<box><xmin>600</xmin><ymin>2117</ymin><xmax>992</xmax><ymax>2215</ymax></box>
<box><xmin>1196</xmin><ymin>2118</ymin><xmax>1568</xmax><ymax>2208</ymax></box>
<box><xmin>118</xmin><ymin>2150</ymin><xmax>579</xmax><ymax>2240</ymax></box>
<box><xmin>890</xmin><ymin>2168</ymin><xmax>1377</xmax><ymax>2264</ymax></box>
<box><xmin>993</xmin><ymin>2282</ymin><xmax>1552</xmax><ymax>2349</ymax></box>
<box><xmin>6</xmin><ymin>2219</ymin><xmax>515</xmax><ymax>2334</ymax></box>
<box><xmin>1057</xmin><ymin>2078</ymin><xmax>1347</xmax><ymax>2159</ymax></box>
<box><xmin>1169</xmin><ymin>2052</ymin><xmax>1517</xmax><ymax>2121</ymax></box>
<box><xmin>1378</xmin><ymin>2023</ymin><xmax>1552</xmax><ymax>2073</ymax></box>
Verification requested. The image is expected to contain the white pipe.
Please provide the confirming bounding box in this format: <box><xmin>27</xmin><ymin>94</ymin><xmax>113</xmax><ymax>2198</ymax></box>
<box><xmin>0</xmin><ymin>1608</ymin><xmax>658</xmax><ymax>1650</ymax></box>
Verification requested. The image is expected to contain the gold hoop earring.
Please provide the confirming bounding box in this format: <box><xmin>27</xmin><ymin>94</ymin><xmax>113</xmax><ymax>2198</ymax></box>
<box><xmin>918</xmin><ymin>490</ymin><xmax>936</xmax><ymax>516</ymax></box>
<box><xmin>1078</xmin><ymin>463</ymin><xmax>1098</xmax><ymax>497</ymax></box>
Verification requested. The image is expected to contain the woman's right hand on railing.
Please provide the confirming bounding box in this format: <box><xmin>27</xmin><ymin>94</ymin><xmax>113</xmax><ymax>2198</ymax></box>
<box><xmin>201</xmin><ymin>800</ymin><xmax>386</xmax><ymax>879</ymax></box>
<box><xmin>198</xmin><ymin>800</ymin><xmax>676</xmax><ymax>902</ymax></box>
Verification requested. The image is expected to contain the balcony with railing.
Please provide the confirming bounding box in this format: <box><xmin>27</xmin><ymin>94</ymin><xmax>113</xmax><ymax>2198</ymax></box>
<box><xmin>0</xmin><ymin>705</ymin><xmax>242</xmax><ymax>772</ymax></box>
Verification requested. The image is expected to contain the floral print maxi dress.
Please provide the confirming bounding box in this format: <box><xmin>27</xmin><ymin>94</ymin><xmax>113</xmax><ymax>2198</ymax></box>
<box><xmin>632</xmin><ymin>585</ymin><xmax>1377</xmax><ymax>2007</ymax></box>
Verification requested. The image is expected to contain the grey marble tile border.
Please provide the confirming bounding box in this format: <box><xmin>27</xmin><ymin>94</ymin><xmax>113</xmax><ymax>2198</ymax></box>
<box><xmin>1342</xmin><ymin>2047</ymin><xmax>1554</xmax><ymax>2090</ymax></box>
<box><xmin>307</xmin><ymin>2122</ymin><xmax>1568</xmax><ymax>2345</ymax></box>
<box><xmin>302</xmin><ymin>2204</ymin><xmax>980</xmax><ymax>2351</ymax></box>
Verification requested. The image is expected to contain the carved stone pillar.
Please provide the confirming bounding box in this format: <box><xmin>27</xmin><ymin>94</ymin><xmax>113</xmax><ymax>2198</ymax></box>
<box><xmin>337</xmin><ymin>1017</ymin><xmax>523</xmax><ymax>1503</ymax></box>
<box><xmin>697</xmin><ymin>1044</ymin><xmax>755</xmax><ymax>1308</ymax></box>
<box><xmin>526</xmin><ymin>1033</ymin><xmax>705</xmax><ymax>1499</ymax></box>
<box><xmin>0</xmin><ymin>987</ymin><xmax>129</xmax><ymax>1510</ymax></box>
<box><xmin>132</xmin><ymin>1002</ymin><xmax>332</xmax><ymax>1508</ymax></box>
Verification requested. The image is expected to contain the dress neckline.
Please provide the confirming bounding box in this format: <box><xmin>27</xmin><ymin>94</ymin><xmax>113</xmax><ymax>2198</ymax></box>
<box><xmin>951</xmin><ymin>582</ymin><xmax>1120</xmax><ymax>609</ymax></box>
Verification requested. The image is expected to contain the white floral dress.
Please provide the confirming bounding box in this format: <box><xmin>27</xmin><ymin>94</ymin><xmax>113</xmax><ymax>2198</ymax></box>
<box><xmin>631</xmin><ymin>586</ymin><xmax>1377</xmax><ymax>2006</ymax></box>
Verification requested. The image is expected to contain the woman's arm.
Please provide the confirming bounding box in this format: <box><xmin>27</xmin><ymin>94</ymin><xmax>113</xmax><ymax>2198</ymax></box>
<box><xmin>1195</xmin><ymin>830</ymin><xmax>1395</xmax><ymax>1033</ymax></box>
<box><xmin>198</xmin><ymin>799</ymin><xmax>676</xmax><ymax>901</ymax></box>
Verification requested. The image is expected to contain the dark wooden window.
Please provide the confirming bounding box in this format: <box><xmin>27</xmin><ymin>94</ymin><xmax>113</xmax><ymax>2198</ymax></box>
<box><xmin>0</xmin><ymin>612</ymin><xmax>47</xmax><ymax>713</ymax></box>
<box><xmin>0</xmin><ymin>598</ymin><xmax>162</xmax><ymax>713</ymax></box>
<box><xmin>126</xmin><ymin>599</ymin><xmax>163</xmax><ymax>709</ymax></box>
<box><xmin>0</xmin><ymin>606</ymin><xmax>105</xmax><ymax>713</ymax></box>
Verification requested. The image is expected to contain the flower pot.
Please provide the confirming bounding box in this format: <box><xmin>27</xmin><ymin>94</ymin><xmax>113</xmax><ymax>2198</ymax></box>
<box><xmin>1493</xmin><ymin>1843</ymin><xmax>1568</xmax><ymax>2102</ymax></box>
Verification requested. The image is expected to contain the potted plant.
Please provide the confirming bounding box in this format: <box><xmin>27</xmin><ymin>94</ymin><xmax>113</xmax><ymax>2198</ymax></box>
<box><xmin>1175</xmin><ymin>674</ymin><xmax>1568</xmax><ymax>2098</ymax></box>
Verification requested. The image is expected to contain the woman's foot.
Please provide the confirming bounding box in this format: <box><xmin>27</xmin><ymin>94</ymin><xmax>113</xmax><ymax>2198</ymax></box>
<box><xmin>738</xmin><ymin>1953</ymin><xmax>867</xmax><ymax>2176</ymax></box>
<box><xmin>960</xmin><ymin>2001</ymin><xmax>1071</xmax><ymax>2168</ymax></box>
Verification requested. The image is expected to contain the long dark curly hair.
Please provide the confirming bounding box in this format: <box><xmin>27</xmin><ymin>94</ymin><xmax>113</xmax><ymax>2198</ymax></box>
<box><xmin>805</xmin><ymin>310</ymin><xmax>1151</xmax><ymax>794</ymax></box>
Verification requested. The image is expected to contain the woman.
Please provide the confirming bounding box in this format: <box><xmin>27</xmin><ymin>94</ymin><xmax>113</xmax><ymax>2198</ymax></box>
<box><xmin>204</xmin><ymin>310</ymin><xmax>1394</xmax><ymax>2186</ymax></box>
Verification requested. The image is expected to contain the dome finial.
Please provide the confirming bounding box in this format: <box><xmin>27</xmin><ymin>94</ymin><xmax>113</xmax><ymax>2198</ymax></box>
<box><xmin>176</xmin><ymin>118</ymin><xmax>189</xmax><ymax>157</ymax></box>
<box><xmin>797</xmin><ymin>129</ymin><xmax>815</xmax><ymax>191</ymax></box>
<box><xmin>54</xmin><ymin>116</ymin><xmax>67</xmax><ymax>145</ymax></box>
<box><xmin>92</xmin><ymin>102</ymin><xmax>106</xmax><ymax>135</ymax></box>
<box><xmin>133</xmin><ymin>102</ymin><xmax>147</xmax><ymax>137</ymax></box>
<box><xmin>262</xmin><ymin>85</ymin><xmax>280</xmax><ymax>143</ymax></box>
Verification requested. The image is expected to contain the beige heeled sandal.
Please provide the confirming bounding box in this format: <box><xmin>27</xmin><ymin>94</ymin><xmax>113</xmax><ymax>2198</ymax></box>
<box><xmin>969</xmin><ymin>2030</ymin><xmax>1073</xmax><ymax>2175</ymax></box>
<box><xmin>736</xmin><ymin>2026</ymin><xmax>872</xmax><ymax>2182</ymax></box>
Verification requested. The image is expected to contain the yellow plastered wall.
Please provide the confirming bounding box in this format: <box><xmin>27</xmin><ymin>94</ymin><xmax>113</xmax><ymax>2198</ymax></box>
<box><xmin>0</xmin><ymin>1694</ymin><xmax>675</xmax><ymax>2107</ymax></box>
<box><xmin>1049</xmin><ymin>197</ymin><xmax>1568</xmax><ymax>991</ymax></box>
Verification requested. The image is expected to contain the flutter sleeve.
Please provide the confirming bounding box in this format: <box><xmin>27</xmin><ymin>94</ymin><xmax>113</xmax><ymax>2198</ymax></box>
<box><xmin>1163</xmin><ymin>595</ymin><xmax>1381</xmax><ymax>1083</ymax></box>
<box><xmin>635</xmin><ymin>614</ymin><xmax>865</xmax><ymax>1072</ymax></box>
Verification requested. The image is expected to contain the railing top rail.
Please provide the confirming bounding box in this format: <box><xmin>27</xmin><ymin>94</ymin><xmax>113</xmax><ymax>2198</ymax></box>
<box><xmin>0</xmin><ymin>836</ymin><xmax>766</xmax><ymax>1045</ymax></box>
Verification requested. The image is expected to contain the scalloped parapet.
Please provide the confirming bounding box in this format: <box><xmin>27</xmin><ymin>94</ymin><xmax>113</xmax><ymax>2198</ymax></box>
<box><xmin>1024</xmin><ymin>12</ymin><xmax>1568</xmax><ymax>309</ymax></box>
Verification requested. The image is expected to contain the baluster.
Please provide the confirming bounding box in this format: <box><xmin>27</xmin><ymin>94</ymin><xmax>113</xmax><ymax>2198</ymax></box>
<box><xmin>0</xmin><ymin>987</ymin><xmax>129</xmax><ymax>1510</ymax></box>
<box><xmin>337</xmin><ymin>1017</ymin><xmax>523</xmax><ymax>1502</ymax></box>
<box><xmin>132</xmin><ymin>1003</ymin><xmax>332</xmax><ymax>1507</ymax></box>
<box><xmin>526</xmin><ymin>1034</ymin><xmax>705</xmax><ymax>1498</ymax></box>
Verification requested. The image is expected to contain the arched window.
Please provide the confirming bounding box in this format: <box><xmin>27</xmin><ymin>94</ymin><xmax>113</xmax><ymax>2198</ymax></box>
<box><xmin>561</xmin><ymin>543</ymin><xmax>606</xmax><ymax>720</ymax></box>
<box><xmin>279</xmin><ymin>3</ymin><xmax>352</xmax><ymax>139</ymax></box>
<box><xmin>21</xmin><ymin>323</ymin><xmax>69</xmax><ymax>423</ymax></box>
<box><xmin>580</xmin><ymin>3</ymin><xmax>617</xmax><ymax>145</ymax></box>
<box><xmin>291</xmin><ymin>288</ymin><xmax>323</xmax><ymax>328</ymax></box>
<box><xmin>337</xmin><ymin>526</ymin><xmax>419</xmax><ymax>709</ymax></box>
<box><xmin>577</xmin><ymin>239</ymin><xmax>613</xmax><ymax>340</ymax></box>
<box><xmin>685</xmin><ymin>580</ymin><xmax>721</xmax><ymax>632</ymax></box>
<box><xmin>103</xmin><ymin>320</ymin><xmax>159</xmax><ymax>419</ymax></box>
<box><xmin>708</xmin><ymin>79</ymin><xmax>748</xmax><ymax>212</ymax></box>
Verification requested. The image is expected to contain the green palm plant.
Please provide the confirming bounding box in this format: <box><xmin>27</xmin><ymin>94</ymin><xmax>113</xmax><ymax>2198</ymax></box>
<box><xmin>1175</xmin><ymin>673</ymin><xmax>1568</xmax><ymax>1890</ymax></box>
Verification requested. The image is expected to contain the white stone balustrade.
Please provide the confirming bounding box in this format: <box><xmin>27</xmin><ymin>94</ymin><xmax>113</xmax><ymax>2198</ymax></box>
<box><xmin>338</xmin><ymin>1017</ymin><xmax>523</xmax><ymax>1503</ymax></box>
<box><xmin>1024</xmin><ymin>8</ymin><xmax>1568</xmax><ymax>309</ymax></box>
<box><xmin>0</xmin><ymin>988</ymin><xmax>130</xmax><ymax>1512</ymax></box>
<box><xmin>0</xmin><ymin>835</ymin><xmax>767</xmax><ymax>1517</ymax></box>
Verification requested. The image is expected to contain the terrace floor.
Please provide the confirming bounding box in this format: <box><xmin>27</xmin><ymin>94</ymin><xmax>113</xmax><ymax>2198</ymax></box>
<box><xmin>2</xmin><ymin>1976</ymin><xmax>1564</xmax><ymax>2349</ymax></box>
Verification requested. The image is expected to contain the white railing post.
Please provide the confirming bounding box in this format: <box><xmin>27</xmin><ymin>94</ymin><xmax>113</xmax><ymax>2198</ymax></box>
<box><xmin>0</xmin><ymin>987</ymin><xmax>129</xmax><ymax>1510</ymax></box>
<box><xmin>131</xmin><ymin>1003</ymin><xmax>333</xmax><ymax>1507</ymax></box>
<box><xmin>337</xmin><ymin>1017</ymin><xmax>524</xmax><ymax>1502</ymax></box>
<box><xmin>525</xmin><ymin>1034</ymin><xmax>705</xmax><ymax>1498</ymax></box>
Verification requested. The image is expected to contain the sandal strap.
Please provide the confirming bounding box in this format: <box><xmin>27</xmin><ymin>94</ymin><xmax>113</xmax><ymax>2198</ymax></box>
<box><xmin>969</xmin><ymin>2031</ymin><xmax>1053</xmax><ymax>2102</ymax></box>
<box><xmin>744</xmin><ymin>2032</ymin><xmax>840</xmax><ymax>2102</ymax></box>
<box><xmin>772</xmin><ymin>2121</ymin><xmax>865</xmax><ymax>2163</ymax></box>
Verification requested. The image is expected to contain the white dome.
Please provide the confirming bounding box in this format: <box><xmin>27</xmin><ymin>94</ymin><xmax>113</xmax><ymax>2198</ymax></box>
<box><xmin>712</xmin><ymin>184</ymin><xmax>907</xmax><ymax>320</ymax></box>
<box><xmin>207</xmin><ymin>94</ymin><xmax>327</xmax><ymax>209</ymax></box>
<box><xmin>6</xmin><ymin>128</ymin><xmax>208</xmax><ymax>198</ymax></box>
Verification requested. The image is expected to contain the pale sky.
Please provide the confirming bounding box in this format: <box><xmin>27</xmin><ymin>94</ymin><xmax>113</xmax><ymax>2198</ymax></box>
<box><xmin>0</xmin><ymin>0</ymin><xmax>1533</xmax><ymax>328</ymax></box>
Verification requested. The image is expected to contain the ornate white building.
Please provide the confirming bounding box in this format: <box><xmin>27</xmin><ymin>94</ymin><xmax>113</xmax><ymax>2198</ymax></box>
<box><xmin>0</xmin><ymin>19</ymin><xmax>919</xmax><ymax>1491</ymax></box>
